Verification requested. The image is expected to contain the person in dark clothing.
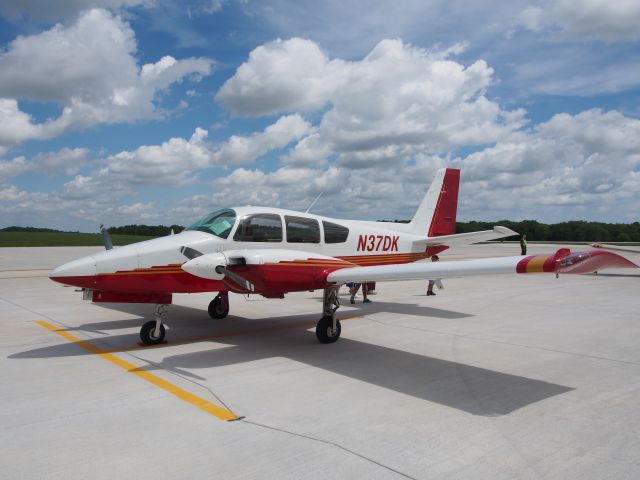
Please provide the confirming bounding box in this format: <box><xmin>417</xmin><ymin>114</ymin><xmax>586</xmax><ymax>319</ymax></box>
<box><xmin>520</xmin><ymin>234</ymin><xmax>527</xmax><ymax>255</ymax></box>
<box><xmin>427</xmin><ymin>255</ymin><xmax>440</xmax><ymax>296</ymax></box>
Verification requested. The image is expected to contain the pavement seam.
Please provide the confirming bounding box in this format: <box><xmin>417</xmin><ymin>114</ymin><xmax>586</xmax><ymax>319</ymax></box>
<box><xmin>239</xmin><ymin>419</ymin><xmax>418</xmax><ymax>480</ymax></box>
<box><xmin>366</xmin><ymin>318</ymin><xmax>640</xmax><ymax>367</ymax></box>
<box><xmin>450</xmin><ymin>333</ymin><xmax>544</xmax><ymax>480</ymax></box>
<box><xmin>36</xmin><ymin>320</ymin><xmax>239</xmax><ymax>421</ymax></box>
<box><xmin>122</xmin><ymin>350</ymin><xmax>238</xmax><ymax>414</ymax></box>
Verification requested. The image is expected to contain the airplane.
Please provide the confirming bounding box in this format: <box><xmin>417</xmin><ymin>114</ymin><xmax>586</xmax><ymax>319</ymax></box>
<box><xmin>591</xmin><ymin>243</ymin><xmax>640</xmax><ymax>256</ymax></box>
<box><xmin>49</xmin><ymin>168</ymin><xmax>638</xmax><ymax>346</ymax></box>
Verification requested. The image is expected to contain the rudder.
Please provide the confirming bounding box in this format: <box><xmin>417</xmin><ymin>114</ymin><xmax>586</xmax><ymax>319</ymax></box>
<box><xmin>408</xmin><ymin>168</ymin><xmax>460</xmax><ymax>236</ymax></box>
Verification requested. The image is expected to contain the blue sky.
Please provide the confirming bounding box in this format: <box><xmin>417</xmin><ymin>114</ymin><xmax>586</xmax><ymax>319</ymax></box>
<box><xmin>0</xmin><ymin>0</ymin><xmax>639</xmax><ymax>232</ymax></box>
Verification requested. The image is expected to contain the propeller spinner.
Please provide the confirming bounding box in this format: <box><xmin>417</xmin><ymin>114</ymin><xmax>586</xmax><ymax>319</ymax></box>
<box><xmin>180</xmin><ymin>249</ymin><xmax>255</xmax><ymax>292</ymax></box>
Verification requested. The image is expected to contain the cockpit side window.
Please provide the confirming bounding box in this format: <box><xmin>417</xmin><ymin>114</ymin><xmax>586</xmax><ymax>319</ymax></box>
<box><xmin>323</xmin><ymin>221</ymin><xmax>349</xmax><ymax>243</ymax></box>
<box><xmin>233</xmin><ymin>214</ymin><xmax>283</xmax><ymax>242</ymax></box>
<box><xmin>185</xmin><ymin>209</ymin><xmax>236</xmax><ymax>239</ymax></box>
<box><xmin>285</xmin><ymin>215</ymin><xmax>320</xmax><ymax>243</ymax></box>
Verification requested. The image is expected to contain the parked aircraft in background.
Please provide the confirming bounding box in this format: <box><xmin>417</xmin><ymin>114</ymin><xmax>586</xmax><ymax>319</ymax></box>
<box><xmin>50</xmin><ymin>169</ymin><xmax>637</xmax><ymax>346</ymax></box>
<box><xmin>591</xmin><ymin>243</ymin><xmax>640</xmax><ymax>256</ymax></box>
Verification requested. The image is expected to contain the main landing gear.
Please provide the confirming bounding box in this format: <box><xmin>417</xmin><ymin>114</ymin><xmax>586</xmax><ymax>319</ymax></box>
<box><xmin>316</xmin><ymin>287</ymin><xmax>341</xmax><ymax>344</ymax></box>
<box><xmin>140</xmin><ymin>304</ymin><xmax>169</xmax><ymax>345</ymax></box>
<box><xmin>208</xmin><ymin>292</ymin><xmax>229</xmax><ymax>319</ymax></box>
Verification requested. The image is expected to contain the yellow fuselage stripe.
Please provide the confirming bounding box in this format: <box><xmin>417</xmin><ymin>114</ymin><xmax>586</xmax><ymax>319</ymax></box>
<box><xmin>35</xmin><ymin>320</ymin><xmax>239</xmax><ymax>421</ymax></box>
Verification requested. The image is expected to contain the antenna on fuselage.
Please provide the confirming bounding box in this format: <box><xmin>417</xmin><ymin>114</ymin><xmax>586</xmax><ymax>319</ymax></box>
<box><xmin>305</xmin><ymin>192</ymin><xmax>324</xmax><ymax>213</ymax></box>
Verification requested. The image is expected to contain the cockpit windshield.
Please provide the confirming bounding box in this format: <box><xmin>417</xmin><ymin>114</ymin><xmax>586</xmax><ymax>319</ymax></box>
<box><xmin>185</xmin><ymin>209</ymin><xmax>236</xmax><ymax>238</ymax></box>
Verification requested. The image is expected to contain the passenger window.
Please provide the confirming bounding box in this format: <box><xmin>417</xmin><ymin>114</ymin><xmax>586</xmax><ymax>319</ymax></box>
<box><xmin>323</xmin><ymin>221</ymin><xmax>349</xmax><ymax>243</ymax></box>
<box><xmin>285</xmin><ymin>216</ymin><xmax>320</xmax><ymax>243</ymax></box>
<box><xmin>233</xmin><ymin>214</ymin><xmax>283</xmax><ymax>242</ymax></box>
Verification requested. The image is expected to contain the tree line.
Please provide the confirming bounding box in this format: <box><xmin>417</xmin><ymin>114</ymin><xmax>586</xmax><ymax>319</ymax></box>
<box><xmin>1</xmin><ymin>225</ymin><xmax>184</xmax><ymax>236</ymax></box>
<box><xmin>455</xmin><ymin>220</ymin><xmax>640</xmax><ymax>242</ymax></box>
<box><xmin>106</xmin><ymin>224</ymin><xmax>185</xmax><ymax>236</ymax></box>
<box><xmin>4</xmin><ymin>220</ymin><xmax>640</xmax><ymax>242</ymax></box>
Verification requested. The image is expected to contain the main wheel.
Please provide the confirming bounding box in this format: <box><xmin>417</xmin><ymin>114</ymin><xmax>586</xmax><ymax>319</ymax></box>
<box><xmin>315</xmin><ymin>315</ymin><xmax>341</xmax><ymax>344</ymax></box>
<box><xmin>140</xmin><ymin>320</ymin><xmax>166</xmax><ymax>345</ymax></box>
<box><xmin>208</xmin><ymin>295</ymin><xmax>229</xmax><ymax>319</ymax></box>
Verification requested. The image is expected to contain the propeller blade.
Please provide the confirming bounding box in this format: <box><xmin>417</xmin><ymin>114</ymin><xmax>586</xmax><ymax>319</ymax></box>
<box><xmin>100</xmin><ymin>224</ymin><xmax>113</xmax><ymax>251</ymax></box>
<box><xmin>217</xmin><ymin>266</ymin><xmax>255</xmax><ymax>292</ymax></box>
<box><xmin>179</xmin><ymin>246</ymin><xmax>204</xmax><ymax>260</ymax></box>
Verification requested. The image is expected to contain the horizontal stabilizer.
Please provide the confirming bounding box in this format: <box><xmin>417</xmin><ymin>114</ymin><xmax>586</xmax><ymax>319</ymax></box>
<box><xmin>416</xmin><ymin>226</ymin><xmax>519</xmax><ymax>247</ymax></box>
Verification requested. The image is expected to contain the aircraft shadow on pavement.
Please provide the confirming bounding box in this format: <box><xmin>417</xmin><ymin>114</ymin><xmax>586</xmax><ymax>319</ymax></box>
<box><xmin>11</xmin><ymin>308</ymin><xmax>573</xmax><ymax>417</ymax></box>
<box><xmin>586</xmin><ymin>272</ymin><xmax>640</xmax><ymax>278</ymax></box>
<box><xmin>322</xmin><ymin>295</ymin><xmax>475</xmax><ymax>319</ymax></box>
<box><xmin>70</xmin><ymin>303</ymin><xmax>212</xmax><ymax>332</ymax></box>
<box><xmin>139</xmin><ymin>330</ymin><xmax>573</xmax><ymax>417</ymax></box>
<box><xmin>343</xmin><ymin>300</ymin><xmax>473</xmax><ymax>319</ymax></box>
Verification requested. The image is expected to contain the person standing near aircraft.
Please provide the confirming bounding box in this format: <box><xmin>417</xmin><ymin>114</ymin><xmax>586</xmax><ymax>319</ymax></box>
<box><xmin>426</xmin><ymin>255</ymin><xmax>441</xmax><ymax>296</ymax></box>
<box><xmin>520</xmin><ymin>234</ymin><xmax>527</xmax><ymax>255</ymax></box>
<box><xmin>350</xmin><ymin>283</ymin><xmax>371</xmax><ymax>304</ymax></box>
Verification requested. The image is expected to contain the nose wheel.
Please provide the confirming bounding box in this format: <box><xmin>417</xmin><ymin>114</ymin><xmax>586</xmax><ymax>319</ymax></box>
<box><xmin>140</xmin><ymin>304</ymin><xmax>169</xmax><ymax>345</ymax></box>
<box><xmin>208</xmin><ymin>292</ymin><xmax>229</xmax><ymax>319</ymax></box>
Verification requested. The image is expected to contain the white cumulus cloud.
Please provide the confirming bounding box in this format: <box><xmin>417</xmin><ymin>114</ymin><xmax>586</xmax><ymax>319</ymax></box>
<box><xmin>216</xmin><ymin>37</ymin><xmax>344</xmax><ymax>116</ymax></box>
<box><xmin>54</xmin><ymin>114</ymin><xmax>310</xmax><ymax>196</ymax></box>
<box><xmin>457</xmin><ymin>109</ymin><xmax>640</xmax><ymax>221</ymax></box>
<box><xmin>0</xmin><ymin>8</ymin><xmax>213</xmax><ymax>149</ymax></box>
<box><xmin>517</xmin><ymin>0</ymin><xmax>640</xmax><ymax>41</ymax></box>
<box><xmin>0</xmin><ymin>0</ymin><xmax>150</xmax><ymax>21</ymax></box>
<box><xmin>211</xmin><ymin>114</ymin><xmax>312</xmax><ymax>165</ymax></box>
<box><xmin>218</xmin><ymin>38</ymin><xmax>526</xmax><ymax>168</ymax></box>
<box><xmin>102</xmin><ymin>128</ymin><xmax>213</xmax><ymax>186</ymax></box>
<box><xmin>0</xmin><ymin>147</ymin><xmax>88</xmax><ymax>181</ymax></box>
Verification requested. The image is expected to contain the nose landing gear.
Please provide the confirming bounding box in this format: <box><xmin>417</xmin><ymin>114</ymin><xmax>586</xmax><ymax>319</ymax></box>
<box><xmin>140</xmin><ymin>304</ymin><xmax>169</xmax><ymax>345</ymax></box>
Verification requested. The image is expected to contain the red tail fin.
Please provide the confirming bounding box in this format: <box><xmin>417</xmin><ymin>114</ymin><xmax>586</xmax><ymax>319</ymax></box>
<box><xmin>427</xmin><ymin>169</ymin><xmax>459</xmax><ymax>237</ymax></box>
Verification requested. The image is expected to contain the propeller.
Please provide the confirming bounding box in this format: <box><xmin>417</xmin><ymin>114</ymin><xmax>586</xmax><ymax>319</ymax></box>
<box><xmin>179</xmin><ymin>246</ymin><xmax>203</xmax><ymax>260</ymax></box>
<box><xmin>214</xmin><ymin>264</ymin><xmax>254</xmax><ymax>292</ymax></box>
<box><xmin>100</xmin><ymin>224</ymin><xmax>113</xmax><ymax>250</ymax></box>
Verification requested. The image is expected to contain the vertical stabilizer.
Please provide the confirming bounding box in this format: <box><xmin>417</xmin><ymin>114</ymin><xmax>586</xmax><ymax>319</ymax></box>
<box><xmin>408</xmin><ymin>168</ymin><xmax>460</xmax><ymax>237</ymax></box>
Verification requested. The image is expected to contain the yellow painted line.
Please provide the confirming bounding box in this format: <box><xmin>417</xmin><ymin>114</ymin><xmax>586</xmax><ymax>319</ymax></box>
<box><xmin>35</xmin><ymin>320</ymin><xmax>239</xmax><ymax>422</ymax></box>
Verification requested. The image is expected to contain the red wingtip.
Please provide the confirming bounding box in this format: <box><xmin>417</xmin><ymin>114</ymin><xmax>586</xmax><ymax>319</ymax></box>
<box><xmin>557</xmin><ymin>250</ymin><xmax>638</xmax><ymax>274</ymax></box>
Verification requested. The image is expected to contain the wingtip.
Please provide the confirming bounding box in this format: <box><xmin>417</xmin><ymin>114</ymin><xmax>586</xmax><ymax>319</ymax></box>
<box><xmin>493</xmin><ymin>226</ymin><xmax>519</xmax><ymax>237</ymax></box>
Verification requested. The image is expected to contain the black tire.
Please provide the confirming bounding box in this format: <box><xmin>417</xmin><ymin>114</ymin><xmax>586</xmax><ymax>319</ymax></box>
<box><xmin>315</xmin><ymin>315</ymin><xmax>341</xmax><ymax>344</ymax></box>
<box><xmin>140</xmin><ymin>320</ymin><xmax>166</xmax><ymax>345</ymax></box>
<box><xmin>208</xmin><ymin>295</ymin><xmax>229</xmax><ymax>319</ymax></box>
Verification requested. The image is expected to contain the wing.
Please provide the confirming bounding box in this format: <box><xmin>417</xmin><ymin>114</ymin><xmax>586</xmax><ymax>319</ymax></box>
<box><xmin>415</xmin><ymin>226</ymin><xmax>519</xmax><ymax>248</ymax></box>
<box><xmin>327</xmin><ymin>249</ymin><xmax>637</xmax><ymax>284</ymax></box>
